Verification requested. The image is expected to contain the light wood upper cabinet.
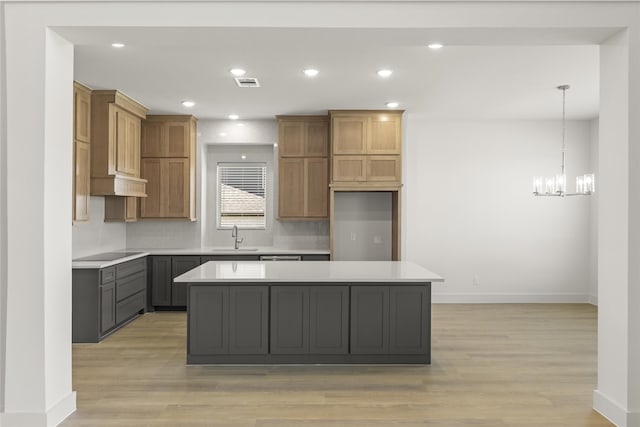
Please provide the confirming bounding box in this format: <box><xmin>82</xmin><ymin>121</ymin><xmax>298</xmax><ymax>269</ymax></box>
<box><xmin>368</xmin><ymin>114</ymin><xmax>402</xmax><ymax>155</ymax></box>
<box><xmin>141</xmin><ymin>116</ymin><xmax>191</xmax><ymax>157</ymax></box>
<box><xmin>140</xmin><ymin>115</ymin><xmax>197</xmax><ymax>221</ymax></box>
<box><xmin>329</xmin><ymin>110</ymin><xmax>403</xmax><ymax>185</ymax></box>
<box><xmin>277</xmin><ymin>116</ymin><xmax>329</xmax><ymax>157</ymax></box>
<box><xmin>90</xmin><ymin>90</ymin><xmax>148</xmax><ymax>197</ymax></box>
<box><xmin>74</xmin><ymin>82</ymin><xmax>91</xmax><ymax>144</ymax></box>
<box><xmin>331</xmin><ymin>115</ymin><xmax>367</xmax><ymax>155</ymax></box>
<box><xmin>278</xmin><ymin>158</ymin><xmax>305</xmax><ymax>217</ymax></box>
<box><xmin>277</xmin><ymin>116</ymin><xmax>329</xmax><ymax>220</ymax></box>
<box><xmin>104</xmin><ymin>196</ymin><xmax>137</xmax><ymax>222</ymax></box>
<box><xmin>73</xmin><ymin>82</ymin><xmax>92</xmax><ymax>222</ymax></box>
<box><xmin>73</xmin><ymin>140</ymin><xmax>91</xmax><ymax>221</ymax></box>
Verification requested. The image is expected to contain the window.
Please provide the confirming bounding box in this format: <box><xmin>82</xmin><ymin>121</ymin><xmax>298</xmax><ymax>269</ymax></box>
<box><xmin>217</xmin><ymin>163</ymin><xmax>267</xmax><ymax>229</ymax></box>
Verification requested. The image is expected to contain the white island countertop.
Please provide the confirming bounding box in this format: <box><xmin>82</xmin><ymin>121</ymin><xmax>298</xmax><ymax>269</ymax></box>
<box><xmin>174</xmin><ymin>261</ymin><xmax>444</xmax><ymax>283</ymax></box>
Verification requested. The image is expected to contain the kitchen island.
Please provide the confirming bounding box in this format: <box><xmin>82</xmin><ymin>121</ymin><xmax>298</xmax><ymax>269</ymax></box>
<box><xmin>174</xmin><ymin>261</ymin><xmax>443</xmax><ymax>364</ymax></box>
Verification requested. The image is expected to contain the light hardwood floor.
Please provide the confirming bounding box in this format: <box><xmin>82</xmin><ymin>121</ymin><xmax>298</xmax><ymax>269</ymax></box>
<box><xmin>62</xmin><ymin>304</ymin><xmax>613</xmax><ymax>427</ymax></box>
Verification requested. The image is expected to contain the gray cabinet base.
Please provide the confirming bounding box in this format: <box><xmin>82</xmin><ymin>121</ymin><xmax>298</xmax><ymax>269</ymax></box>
<box><xmin>188</xmin><ymin>354</ymin><xmax>429</xmax><ymax>364</ymax></box>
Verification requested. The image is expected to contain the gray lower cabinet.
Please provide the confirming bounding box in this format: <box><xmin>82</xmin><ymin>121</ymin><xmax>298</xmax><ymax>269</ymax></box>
<box><xmin>171</xmin><ymin>256</ymin><xmax>201</xmax><ymax>306</ymax></box>
<box><xmin>270</xmin><ymin>285</ymin><xmax>348</xmax><ymax>355</ymax></box>
<box><xmin>73</xmin><ymin>258</ymin><xmax>147</xmax><ymax>343</ymax></box>
<box><xmin>351</xmin><ymin>285</ymin><xmax>430</xmax><ymax>356</ymax></box>
<box><xmin>189</xmin><ymin>285</ymin><xmax>268</xmax><ymax>355</ymax></box>
<box><xmin>100</xmin><ymin>280</ymin><xmax>116</xmax><ymax>334</ymax></box>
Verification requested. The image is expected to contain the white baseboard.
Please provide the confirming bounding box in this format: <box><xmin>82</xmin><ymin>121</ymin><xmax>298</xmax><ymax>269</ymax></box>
<box><xmin>588</xmin><ymin>294</ymin><xmax>598</xmax><ymax>306</ymax></box>
<box><xmin>593</xmin><ymin>389</ymin><xmax>629</xmax><ymax>426</ymax></box>
<box><xmin>0</xmin><ymin>391</ymin><xmax>75</xmax><ymax>427</ymax></box>
<box><xmin>432</xmin><ymin>293</ymin><xmax>591</xmax><ymax>304</ymax></box>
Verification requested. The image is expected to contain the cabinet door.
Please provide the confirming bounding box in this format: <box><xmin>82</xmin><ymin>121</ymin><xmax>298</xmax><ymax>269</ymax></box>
<box><xmin>350</xmin><ymin>286</ymin><xmax>389</xmax><ymax>354</ymax></box>
<box><xmin>150</xmin><ymin>256</ymin><xmax>172</xmax><ymax>306</ymax></box>
<box><xmin>141</xmin><ymin>120</ymin><xmax>165</xmax><ymax>157</ymax></box>
<box><xmin>305</xmin><ymin>121</ymin><xmax>328</xmax><ymax>156</ymax></box>
<box><xmin>189</xmin><ymin>286</ymin><xmax>228</xmax><ymax>355</ymax></box>
<box><xmin>304</xmin><ymin>158</ymin><xmax>328</xmax><ymax>217</ymax></box>
<box><xmin>279</xmin><ymin>121</ymin><xmax>305</xmax><ymax>157</ymax></box>
<box><xmin>367</xmin><ymin>114</ymin><xmax>401</xmax><ymax>155</ymax></box>
<box><xmin>309</xmin><ymin>286</ymin><xmax>348</xmax><ymax>354</ymax></box>
<box><xmin>331</xmin><ymin>115</ymin><xmax>367</xmax><ymax>154</ymax></box>
<box><xmin>278</xmin><ymin>158</ymin><xmax>305</xmax><ymax>218</ymax></box>
<box><xmin>270</xmin><ymin>286</ymin><xmax>309</xmax><ymax>354</ymax></box>
<box><xmin>166</xmin><ymin>121</ymin><xmax>190</xmax><ymax>157</ymax></box>
<box><xmin>74</xmin><ymin>83</ymin><xmax>91</xmax><ymax>143</ymax></box>
<box><xmin>114</xmin><ymin>107</ymin><xmax>129</xmax><ymax>175</ymax></box>
<box><xmin>140</xmin><ymin>158</ymin><xmax>162</xmax><ymax>217</ymax></box>
<box><xmin>332</xmin><ymin>156</ymin><xmax>366</xmax><ymax>182</ymax></box>
<box><xmin>229</xmin><ymin>286</ymin><xmax>268</xmax><ymax>354</ymax></box>
<box><xmin>73</xmin><ymin>140</ymin><xmax>90</xmax><ymax>221</ymax></box>
<box><xmin>366</xmin><ymin>156</ymin><xmax>401</xmax><ymax>182</ymax></box>
<box><xmin>100</xmin><ymin>281</ymin><xmax>116</xmax><ymax>334</ymax></box>
<box><xmin>163</xmin><ymin>158</ymin><xmax>190</xmax><ymax>218</ymax></box>
<box><xmin>389</xmin><ymin>285</ymin><xmax>430</xmax><ymax>355</ymax></box>
<box><xmin>171</xmin><ymin>256</ymin><xmax>201</xmax><ymax>306</ymax></box>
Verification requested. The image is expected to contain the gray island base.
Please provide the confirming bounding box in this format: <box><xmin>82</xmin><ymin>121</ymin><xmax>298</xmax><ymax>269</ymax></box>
<box><xmin>173</xmin><ymin>261</ymin><xmax>444</xmax><ymax>365</ymax></box>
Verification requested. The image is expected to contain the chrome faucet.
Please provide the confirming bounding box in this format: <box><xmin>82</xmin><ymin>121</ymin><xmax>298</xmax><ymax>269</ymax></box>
<box><xmin>231</xmin><ymin>225</ymin><xmax>244</xmax><ymax>250</ymax></box>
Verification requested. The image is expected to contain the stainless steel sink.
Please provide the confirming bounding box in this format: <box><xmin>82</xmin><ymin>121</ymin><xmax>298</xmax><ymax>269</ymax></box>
<box><xmin>210</xmin><ymin>248</ymin><xmax>259</xmax><ymax>252</ymax></box>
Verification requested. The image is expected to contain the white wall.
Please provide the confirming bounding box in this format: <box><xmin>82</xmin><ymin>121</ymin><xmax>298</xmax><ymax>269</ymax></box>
<box><xmin>333</xmin><ymin>192</ymin><xmax>392</xmax><ymax>261</ymax></box>
<box><xmin>404</xmin><ymin>118</ymin><xmax>594</xmax><ymax>302</ymax></box>
<box><xmin>589</xmin><ymin>118</ymin><xmax>599</xmax><ymax>304</ymax></box>
<box><xmin>72</xmin><ymin>197</ymin><xmax>127</xmax><ymax>258</ymax></box>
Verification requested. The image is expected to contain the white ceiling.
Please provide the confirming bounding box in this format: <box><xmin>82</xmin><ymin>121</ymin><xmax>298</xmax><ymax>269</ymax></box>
<box><xmin>61</xmin><ymin>27</ymin><xmax>605</xmax><ymax>120</ymax></box>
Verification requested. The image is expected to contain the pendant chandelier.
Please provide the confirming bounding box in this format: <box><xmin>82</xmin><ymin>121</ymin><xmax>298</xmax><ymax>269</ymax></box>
<box><xmin>532</xmin><ymin>85</ymin><xmax>595</xmax><ymax>197</ymax></box>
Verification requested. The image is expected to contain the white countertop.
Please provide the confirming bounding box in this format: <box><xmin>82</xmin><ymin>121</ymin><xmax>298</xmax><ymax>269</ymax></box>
<box><xmin>71</xmin><ymin>252</ymin><xmax>149</xmax><ymax>269</ymax></box>
<box><xmin>72</xmin><ymin>247</ymin><xmax>329</xmax><ymax>269</ymax></box>
<box><xmin>174</xmin><ymin>261</ymin><xmax>444</xmax><ymax>283</ymax></box>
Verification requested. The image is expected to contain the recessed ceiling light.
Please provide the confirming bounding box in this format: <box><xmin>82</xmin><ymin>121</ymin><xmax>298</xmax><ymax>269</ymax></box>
<box><xmin>377</xmin><ymin>69</ymin><xmax>393</xmax><ymax>78</ymax></box>
<box><xmin>228</xmin><ymin>114</ymin><xmax>239</xmax><ymax>120</ymax></box>
<box><xmin>241</xmin><ymin>155</ymin><xmax>247</xmax><ymax>160</ymax></box>
<box><xmin>181</xmin><ymin>100</ymin><xmax>195</xmax><ymax>108</ymax></box>
<box><xmin>236</xmin><ymin>123</ymin><xmax>245</xmax><ymax>127</ymax></box>
<box><xmin>428</xmin><ymin>43</ymin><xmax>443</xmax><ymax>50</ymax></box>
<box><xmin>303</xmin><ymin>69</ymin><xmax>319</xmax><ymax>77</ymax></box>
<box><xmin>111</xmin><ymin>43</ymin><xmax>125</xmax><ymax>48</ymax></box>
<box><xmin>218</xmin><ymin>132</ymin><xmax>227</xmax><ymax>137</ymax></box>
<box><xmin>385</xmin><ymin>101</ymin><xmax>399</xmax><ymax>108</ymax></box>
<box><xmin>230</xmin><ymin>68</ymin><xmax>246</xmax><ymax>76</ymax></box>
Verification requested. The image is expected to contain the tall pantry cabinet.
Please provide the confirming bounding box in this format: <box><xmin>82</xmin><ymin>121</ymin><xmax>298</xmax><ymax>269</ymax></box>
<box><xmin>140</xmin><ymin>115</ymin><xmax>197</xmax><ymax>220</ymax></box>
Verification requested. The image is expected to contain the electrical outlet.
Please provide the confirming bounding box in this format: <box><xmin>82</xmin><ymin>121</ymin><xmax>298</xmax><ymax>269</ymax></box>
<box><xmin>473</xmin><ymin>274</ymin><xmax>480</xmax><ymax>286</ymax></box>
<box><xmin>373</xmin><ymin>235</ymin><xmax>382</xmax><ymax>244</ymax></box>
<box><xmin>350</xmin><ymin>232</ymin><xmax>356</xmax><ymax>241</ymax></box>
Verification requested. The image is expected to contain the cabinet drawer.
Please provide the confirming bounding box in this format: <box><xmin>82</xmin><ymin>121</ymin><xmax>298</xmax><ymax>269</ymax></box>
<box><xmin>101</xmin><ymin>267</ymin><xmax>115</xmax><ymax>284</ymax></box>
<box><xmin>116</xmin><ymin>291</ymin><xmax>145</xmax><ymax>324</ymax></box>
<box><xmin>116</xmin><ymin>270</ymin><xmax>146</xmax><ymax>302</ymax></box>
<box><xmin>116</xmin><ymin>257</ymin><xmax>146</xmax><ymax>279</ymax></box>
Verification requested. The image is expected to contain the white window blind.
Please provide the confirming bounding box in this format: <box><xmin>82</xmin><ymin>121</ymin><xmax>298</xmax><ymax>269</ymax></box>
<box><xmin>217</xmin><ymin>163</ymin><xmax>266</xmax><ymax>229</ymax></box>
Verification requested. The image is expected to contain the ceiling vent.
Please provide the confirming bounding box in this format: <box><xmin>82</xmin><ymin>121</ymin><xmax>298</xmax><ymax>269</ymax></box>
<box><xmin>235</xmin><ymin>77</ymin><xmax>260</xmax><ymax>88</ymax></box>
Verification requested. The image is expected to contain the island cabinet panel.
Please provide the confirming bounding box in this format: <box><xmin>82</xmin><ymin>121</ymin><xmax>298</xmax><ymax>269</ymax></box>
<box><xmin>189</xmin><ymin>287</ymin><xmax>228</xmax><ymax>355</ymax></box>
<box><xmin>270</xmin><ymin>287</ymin><xmax>309</xmax><ymax>354</ymax></box>
<box><xmin>171</xmin><ymin>256</ymin><xmax>201</xmax><ymax>306</ymax></box>
<box><xmin>270</xmin><ymin>285</ymin><xmax>348</xmax><ymax>355</ymax></box>
<box><xmin>309</xmin><ymin>286</ymin><xmax>349</xmax><ymax>354</ymax></box>
<box><xmin>350</xmin><ymin>286</ymin><xmax>389</xmax><ymax>354</ymax></box>
<box><xmin>189</xmin><ymin>285</ymin><xmax>268</xmax><ymax>356</ymax></box>
<box><xmin>389</xmin><ymin>286</ymin><xmax>430</xmax><ymax>354</ymax></box>
<box><xmin>228</xmin><ymin>286</ymin><xmax>269</xmax><ymax>354</ymax></box>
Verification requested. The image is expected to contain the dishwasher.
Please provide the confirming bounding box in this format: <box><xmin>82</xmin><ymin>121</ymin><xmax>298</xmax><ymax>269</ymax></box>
<box><xmin>259</xmin><ymin>255</ymin><xmax>302</xmax><ymax>261</ymax></box>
